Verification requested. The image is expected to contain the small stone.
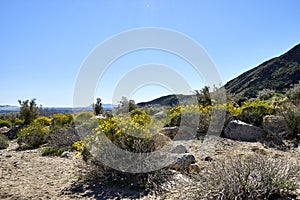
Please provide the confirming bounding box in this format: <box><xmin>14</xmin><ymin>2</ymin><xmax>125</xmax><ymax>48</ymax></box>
<box><xmin>60</xmin><ymin>151</ymin><xmax>72</xmax><ymax>158</ymax></box>
<box><xmin>189</xmin><ymin>163</ymin><xmax>201</xmax><ymax>173</ymax></box>
<box><xmin>170</xmin><ymin>153</ymin><xmax>196</xmax><ymax>171</ymax></box>
<box><xmin>204</xmin><ymin>156</ymin><xmax>213</xmax><ymax>162</ymax></box>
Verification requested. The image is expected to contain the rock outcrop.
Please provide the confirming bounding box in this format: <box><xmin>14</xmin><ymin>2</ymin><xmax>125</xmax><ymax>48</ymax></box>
<box><xmin>224</xmin><ymin>120</ymin><xmax>266</xmax><ymax>142</ymax></box>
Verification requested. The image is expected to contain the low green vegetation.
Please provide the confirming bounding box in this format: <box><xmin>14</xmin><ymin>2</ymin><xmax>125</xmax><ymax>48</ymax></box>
<box><xmin>1</xmin><ymin>83</ymin><xmax>298</xmax><ymax>197</ymax></box>
<box><xmin>41</xmin><ymin>146</ymin><xmax>69</xmax><ymax>156</ymax></box>
<box><xmin>0</xmin><ymin>119</ymin><xmax>12</xmax><ymax>128</ymax></box>
<box><xmin>0</xmin><ymin>134</ymin><xmax>9</xmax><ymax>149</ymax></box>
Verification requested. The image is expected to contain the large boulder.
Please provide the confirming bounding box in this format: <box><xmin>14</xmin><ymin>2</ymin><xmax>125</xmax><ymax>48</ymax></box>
<box><xmin>170</xmin><ymin>144</ymin><xmax>188</xmax><ymax>154</ymax></box>
<box><xmin>224</xmin><ymin>120</ymin><xmax>266</xmax><ymax>142</ymax></box>
<box><xmin>263</xmin><ymin>115</ymin><xmax>291</xmax><ymax>138</ymax></box>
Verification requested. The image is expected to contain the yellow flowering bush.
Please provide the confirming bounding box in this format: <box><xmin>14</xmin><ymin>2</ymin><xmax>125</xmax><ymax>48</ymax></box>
<box><xmin>74</xmin><ymin>108</ymin><xmax>159</xmax><ymax>158</ymax></box>
<box><xmin>33</xmin><ymin>116</ymin><xmax>51</xmax><ymax>126</ymax></box>
<box><xmin>51</xmin><ymin>113</ymin><xmax>74</xmax><ymax>128</ymax></box>
<box><xmin>0</xmin><ymin>119</ymin><xmax>12</xmax><ymax>128</ymax></box>
<box><xmin>17</xmin><ymin>122</ymin><xmax>50</xmax><ymax>148</ymax></box>
<box><xmin>236</xmin><ymin>99</ymin><xmax>275</xmax><ymax>126</ymax></box>
<box><xmin>164</xmin><ymin>104</ymin><xmax>212</xmax><ymax>130</ymax></box>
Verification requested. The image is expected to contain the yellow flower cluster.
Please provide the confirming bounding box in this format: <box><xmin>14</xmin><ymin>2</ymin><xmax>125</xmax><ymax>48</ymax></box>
<box><xmin>33</xmin><ymin>116</ymin><xmax>51</xmax><ymax>126</ymax></box>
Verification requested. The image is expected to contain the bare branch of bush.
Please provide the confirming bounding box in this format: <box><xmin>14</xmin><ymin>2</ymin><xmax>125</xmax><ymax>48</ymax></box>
<box><xmin>197</xmin><ymin>154</ymin><xmax>300</xmax><ymax>199</ymax></box>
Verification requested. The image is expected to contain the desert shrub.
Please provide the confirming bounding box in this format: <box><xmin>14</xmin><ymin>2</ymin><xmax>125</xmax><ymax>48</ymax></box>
<box><xmin>33</xmin><ymin>116</ymin><xmax>51</xmax><ymax>126</ymax></box>
<box><xmin>51</xmin><ymin>113</ymin><xmax>74</xmax><ymax>128</ymax></box>
<box><xmin>0</xmin><ymin>113</ymin><xmax>24</xmax><ymax>126</ymax></box>
<box><xmin>279</xmin><ymin>106</ymin><xmax>300</xmax><ymax>139</ymax></box>
<box><xmin>97</xmin><ymin>115</ymin><xmax>155</xmax><ymax>152</ymax></box>
<box><xmin>78</xmin><ymin>161</ymin><xmax>173</xmax><ymax>190</ymax></box>
<box><xmin>164</xmin><ymin>105</ymin><xmax>212</xmax><ymax>135</ymax></box>
<box><xmin>75</xmin><ymin>111</ymin><xmax>94</xmax><ymax>122</ymax></box>
<box><xmin>46</xmin><ymin>127</ymin><xmax>80</xmax><ymax>148</ymax></box>
<box><xmin>257</xmin><ymin>89</ymin><xmax>276</xmax><ymax>100</ymax></box>
<box><xmin>74</xmin><ymin>110</ymin><xmax>160</xmax><ymax>160</ymax></box>
<box><xmin>198</xmin><ymin>154</ymin><xmax>299</xmax><ymax>199</ymax></box>
<box><xmin>13</xmin><ymin>118</ymin><xmax>24</xmax><ymax>126</ymax></box>
<box><xmin>74</xmin><ymin>111</ymin><xmax>99</xmax><ymax>136</ymax></box>
<box><xmin>0</xmin><ymin>134</ymin><xmax>9</xmax><ymax>149</ymax></box>
<box><xmin>195</xmin><ymin>86</ymin><xmax>212</xmax><ymax>107</ymax></box>
<box><xmin>287</xmin><ymin>81</ymin><xmax>300</xmax><ymax>103</ymax></box>
<box><xmin>165</xmin><ymin>106</ymin><xmax>182</xmax><ymax>127</ymax></box>
<box><xmin>227</xmin><ymin>101</ymin><xmax>243</xmax><ymax>116</ymax></box>
<box><xmin>130</xmin><ymin>108</ymin><xmax>151</xmax><ymax>126</ymax></box>
<box><xmin>0</xmin><ymin>119</ymin><xmax>12</xmax><ymax>128</ymax></box>
<box><xmin>17</xmin><ymin>122</ymin><xmax>49</xmax><ymax>148</ymax></box>
<box><xmin>0</xmin><ymin>112</ymin><xmax>19</xmax><ymax>122</ymax></box>
<box><xmin>18</xmin><ymin>98</ymin><xmax>39</xmax><ymax>125</ymax></box>
<box><xmin>72</xmin><ymin>140</ymin><xmax>92</xmax><ymax>161</ymax></box>
<box><xmin>236</xmin><ymin>100</ymin><xmax>275</xmax><ymax>127</ymax></box>
<box><xmin>41</xmin><ymin>146</ymin><xmax>68</xmax><ymax>156</ymax></box>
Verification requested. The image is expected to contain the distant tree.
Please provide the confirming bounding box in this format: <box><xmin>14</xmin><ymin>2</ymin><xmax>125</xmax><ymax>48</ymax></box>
<box><xmin>194</xmin><ymin>86</ymin><xmax>212</xmax><ymax>107</ymax></box>
<box><xmin>93</xmin><ymin>97</ymin><xmax>104</xmax><ymax>115</ymax></box>
<box><xmin>18</xmin><ymin>98</ymin><xmax>39</xmax><ymax>125</ymax></box>
<box><xmin>128</xmin><ymin>100</ymin><xmax>137</xmax><ymax>112</ymax></box>
<box><xmin>116</xmin><ymin>97</ymin><xmax>137</xmax><ymax>113</ymax></box>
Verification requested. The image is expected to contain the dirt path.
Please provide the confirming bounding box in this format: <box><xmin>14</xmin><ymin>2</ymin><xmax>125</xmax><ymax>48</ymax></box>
<box><xmin>0</xmin><ymin>142</ymin><xmax>79</xmax><ymax>200</ymax></box>
<box><xmin>1</xmin><ymin>140</ymin><xmax>299</xmax><ymax>199</ymax></box>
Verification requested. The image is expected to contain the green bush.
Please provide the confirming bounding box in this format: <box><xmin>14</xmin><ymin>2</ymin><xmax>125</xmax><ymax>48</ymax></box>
<box><xmin>51</xmin><ymin>113</ymin><xmax>74</xmax><ymax>128</ymax></box>
<box><xmin>198</xmin><ymin>154</ymin><xmax>300</xmax><ymax>199</ymax></box>
<box><xmin>287</xmin><ymin>81</ymin><xmax>300</xmax><ymax>103</ymax></box>
<box><xmin>280</xmin><ymin>106</ymin><xmax>300</xmax><ymax>139</ymax></box>
<box><xmin>0</xmin><ymin>119</ymin><xmax>12</xmax><ymax>128</ymax></box>
<box><xmin>0</xmin><ymin>113</ymin><xmax>24</xmax><ymax>126</ymax></box>
<box><xmin>17</xmin><ymin>122</ymin><xmax>49</xmax><ymax>148</ymax></box>
<box><xmin>13</xmin><ymin>118</ymin><xmax>24</xmax><ymax>126</ymax></box>
<box><xmin>18</xmin><ymin>98</ymin><xmax>39</xmax><ymax>125</ymax></box>
<box><xmin>0</xmin><ymin>134</ymin><xmax>9</xmax><ymax>149</ymax></box>
<box><xmin>165</xmin><ymin>106</ymin><xmax>182</xmax><ymax>127</ymax></box>
<box><xmin>41</xmin><ymin>147</ymin><xmax>68</xmax><ymax>156</ymax></box>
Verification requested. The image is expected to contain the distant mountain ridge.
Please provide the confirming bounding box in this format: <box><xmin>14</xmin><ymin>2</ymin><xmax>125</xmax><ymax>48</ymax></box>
<box><xmin>0</xmin><ymin>104</ymin><xmax>114</xmax><ymax>114</ymax></box>
<box><xmin>137</xmin><ymin>94</ymin><xmax>195</xmax><ymax>107</ymax></box>
<box><xmin>224</xmin><ymin>43</ymin><xmax>300</xmax><ymax>98</ymax></box>
<box><xmin>137</xmin><ymin>43</ymin><xmax>300</xmax><ymax>106</ymax></box>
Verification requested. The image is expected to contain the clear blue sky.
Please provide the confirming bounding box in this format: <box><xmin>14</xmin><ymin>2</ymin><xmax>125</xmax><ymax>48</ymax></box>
<box><xmin>1</xmin><ymin>0</ymin><xmax>299</xmax><ymax>107</ymax></box>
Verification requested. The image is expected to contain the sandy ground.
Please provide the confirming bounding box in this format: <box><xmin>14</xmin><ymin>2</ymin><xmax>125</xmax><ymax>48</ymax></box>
<box><xmin>1</xmin><ymin>139</ymin><xmax>300</xmax><ymax>200</ymax></box>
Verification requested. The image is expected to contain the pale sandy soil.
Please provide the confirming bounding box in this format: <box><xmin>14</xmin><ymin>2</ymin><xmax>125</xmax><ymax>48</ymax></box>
<box><xmin>1</xmin><ymin>139</ymin><xmax>299</xmax><ymax>200</ymax></box>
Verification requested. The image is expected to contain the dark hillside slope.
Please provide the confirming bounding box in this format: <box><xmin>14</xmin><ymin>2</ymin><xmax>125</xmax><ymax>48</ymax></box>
<box><xmin>224</xmin><ymin>43</ymin><xmax>300</xmax><ymax>98</ymax></box>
